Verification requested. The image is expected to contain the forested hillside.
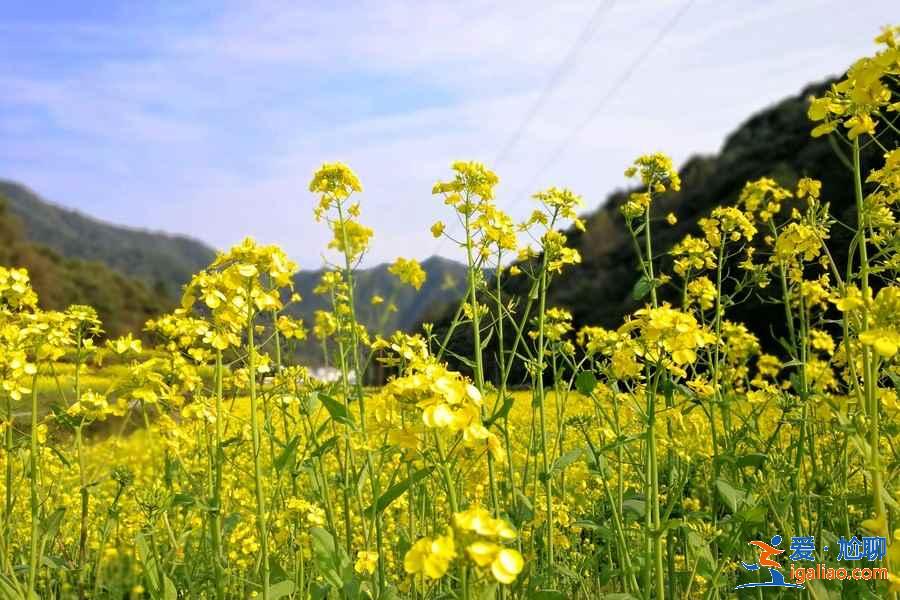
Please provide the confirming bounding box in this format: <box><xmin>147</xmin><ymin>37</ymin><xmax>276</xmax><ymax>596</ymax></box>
<box><xmin>0</xmin><ymin>180</ymin><xmax>217</xmax><ymax>297</ymax></box>
<box><xmin>0</xmin><ymin>198</ymin><xmax>168</xmax><ymax>335</ymax></box>
<box><xmin>429</xmin><ymin>77</ymin><xmax>900</xmax><ymax>380</ymax></box>
<box><xmin>0</xmin><ymin>181</ymin><xmax>472</xmax><ymax>350</ymax></box>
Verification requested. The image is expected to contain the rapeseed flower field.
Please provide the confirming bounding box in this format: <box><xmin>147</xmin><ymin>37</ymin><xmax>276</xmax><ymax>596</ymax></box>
<box><xmin>0</xmin><ymin>26</ymin><xmax>899</xmax><ymax>600</ymax></box>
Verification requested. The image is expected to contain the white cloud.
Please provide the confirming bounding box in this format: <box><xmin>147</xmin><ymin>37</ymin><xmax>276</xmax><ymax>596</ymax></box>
<box><xmin>0</xmin><ymin>0</ymin><xmax>894</xmax><ymax>267</ymax></box>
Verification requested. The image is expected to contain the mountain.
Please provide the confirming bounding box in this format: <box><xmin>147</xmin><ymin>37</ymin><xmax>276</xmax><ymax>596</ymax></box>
<box><xmin>290</xmin><ymin>255</ymin><xmax>468</xmax><ymax>333</ymax></box>
<box><xmin>0</xmin><ymin>197</ymin><xmax>169</xmax><ymax>335</ymax></box>
<box><xmin>0</xmin><ymin>178</ymin><xmax>472</xmax><ymax>352</ymax></box>
<box><xmin>0</xmin><ymin>180</ymin><xmax>217</xmax><ymax>297</ymax></box>
<box><xmin>10</xmin><ymin>75</ymin><xmax>879</xmax><ymax>363</ymax></box>
<box><xmin>427</xmin><ymin>77</ymin><xmax>899</xmax><ymax>380</ymax></box>
<box><xmin>285</xmin><ymin>255</ymin><xmax>470</xmax><ymax>365</ymax></box>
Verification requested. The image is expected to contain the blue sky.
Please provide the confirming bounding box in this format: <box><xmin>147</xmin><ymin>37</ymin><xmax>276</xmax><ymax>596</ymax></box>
<box><xmin>0</xmin><ymin>1</ymin><xmax>893</xmax><ymax>267</ymax></box>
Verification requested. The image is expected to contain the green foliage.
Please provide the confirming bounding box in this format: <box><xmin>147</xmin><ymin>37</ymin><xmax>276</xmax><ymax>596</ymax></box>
<box><xmin>0</xmin><ymin>198</ymin><xmax>170</xmax><ymax>336</ymax></box>
<box><xmin>0</xmin><ymin>180</ymin><xmax>216</xmax><ymax>296</ymax></box>
<box><xmin>430</xmin><ymin>76</ymin><xmax>900</xmax><ymax>376</ymax></box>
<box><xmin>0</xmin><ymin>183</ymin><xmax>473</xmax><ymax>357</ymax></box>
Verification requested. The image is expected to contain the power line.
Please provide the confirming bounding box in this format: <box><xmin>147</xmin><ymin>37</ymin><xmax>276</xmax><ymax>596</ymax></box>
<box><xmin>431</xmin><ymin>0</ymin><xmax>618</xmax><ymax>256</ymax></box>
<box><xmin>511</xmin><ymin>0</ymin><xmax>695</xmax><ymax>202</ymax></box>
<box><xmin>493</xmin><ymin>0</ymin><xmax>617</xmax><ymax>166</ymax></box>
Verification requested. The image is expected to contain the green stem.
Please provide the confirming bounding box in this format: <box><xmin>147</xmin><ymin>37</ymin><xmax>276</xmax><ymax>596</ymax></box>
<box><xmin>462</xmin><ymin>210</ymin><xmax>501</xmax><ymax>517</ymax></box>
<box><xmin>535</xmin><ymin>265</ymin><xmax>554</xmax><ymax>572</ymax></box>
<box><xmin>92</xmin><ymin>480</ymin><xmax>126</xmax><ymax>598</ymax></box>
<box><xmin>211</xmin><ymin>350</ymin><xmax>226</xmax><ymax>600</ymax></box>
<box><xmin>435</xmin><ymin>435</ymin><xmax>467</xmax><ymax>600</ymax></box>
<box><xmin>648</xmin><ymin>394</ymin><xmax>664</xmax><ymax>600</ymax></box>
<box><xmin>644</xmin><ymin>206</ymin><xmax>658</xmax><ymax>307</ymax></box>
<box><xmin>28</xmin><ymin>372</ymin><xmax>40</xmax><ymax>595</ymax></box>
<box><xmin>73</xmin><ymin>330</ymin><xmax>89</xmax><ymax>598</ymax></box>
<box><xmin>246</xmin><ymin>288</ymin><xmax>270</xmax><ymax>600</ymax></box>
<box><xmin>2</xmin><ymin>394</ymin><xmax>11</xmax><ymax>577</ymax></box>
<box><xmin>853</xmin><ymin>138</ymin><xmax>885</xmax><ymax>530</ymax></box>
<box><xmin>335</xmin><ymin>199</ymin><xmax>386</xmax><ymax>591</ymax></box>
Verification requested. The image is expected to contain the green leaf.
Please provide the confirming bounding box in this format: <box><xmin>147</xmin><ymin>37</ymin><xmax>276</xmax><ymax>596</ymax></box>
<box><xmin>302</xmin><ymin>391</ymin><xmax>322</xmax><ymax>415</ymax></box>
<box><xmin>570</xmin><ymin>520</ymin><xmax>612</xmax><ymax>540</ymax></box>
<box><xmin>135</xmin><ymin>531</ymin><xmax>150</xmax><ymax>564</ymax></box>
<box><xmin>364</xmin><ymin>467</ymin><xmax>433</xmax><ymax>519</ymax></box>
<box><xmin>377</xmin><ymin>585</ymin><xmax>402</xmax><ymax>600</ymax></box>
<box><xmin>269</xmin><ymin>555</ymin><xmax>290</xmax><ymax>582</ymax></box>
<box><xmin>314</xmin><ymin>420</ymin><xmax>331</xmax><ymax>442</ymax></box>
<box><xmin>48</xmin><ymin>444</ymin><xmax>72</xmax><ymax>468</ymax></box>
<box><xmin>310</xmin><ymin>583</ymin><xmax>331</xmax><ymax>600</ymax></box>
<box><xmin>446</xmin><ymin>349</ymin><xmax>476</xmax><ymax>370</ymax></box>
<box><xmin>715</xmin><ymin>478</ymin><xmax>751</xmax><ymax>513</ymax></box>
<box><xmin>736</xmin><ymin>453</ymin><xmax>768</xmax><ymax>471</ymax></box>
<box><xmin>172</xmin><ymin>493</ymin><xmax>196</xmax><ymax>508</ymax></box>
<box><xmin>529</xmin><ymin>591</ymin><xmax>567</xmax><ymax>600</ymax></box>
<box><xmin>735</xmin><ymin>505</ymin><xmax>767</xmax><ymax>526</ymax></box>
<box><xmin>478</xmin><ymin>583</ymin><xmax>498</xmax><ymax>600</ymax></box>
<box><xmin>312</xmin><ymin>436</ymin><xmax>337</xmax><ymax>459</ymax></box>
<box><xmin>485</xmin><ymin>395</ymin><xmax>514</xmax><ymax>428</ymax></box>
<box><xmin>267</xmin><ymin>580</ymin><xmax>295</xmax><ymax>600</ymax></box>
<box><xmin>49</xmin><ymin>404</ymin><xmax>82</xmax><ymax>430</ymax></box>
<box><xmin>789</xmin><ymin>372</ymin><xmax>802</xmax><ymax>393</ymax></box>
<box><xmin>275</xmin><ymin>435</ymin><xmax>300</xmax><ymax>472</ymax></box>
<box><xmin>480</xmin><ymin>326</ymin><xmax>494</xmax><ymax>350</ymax></box>
<box><xmin>622</xmin><ymin>498</ymin><xmax>646</xmax><ymax>520</ymax></box>
<box><xmin>631</xmin><ymin>275</ymin><xmax>654</xmax><ymax>301</ymax></box>
<box><xmin>310</xmin><ymin>527</ymin><xmax>345</xmax><ymax>589</ymax></box>
<box><xmin>549</xmin><ymin>448</ymin><xmax>583</xmax><ymax>476</ymax></box>
<box><xmin>163</xmin><ymin>576</ymin><xmax>177</xmax><ymax>600</ymax></box>
<box><xmin>804</xmin><ymin>578</ymin><xmax>829</xmax><ymax>600</ymax></box>
<box><xmin>508</xmin><ymin>489</ymin><xmax>534</xmax><ymax>527</ymax></box>
<box><xmin>319</xmin><ymin>394</ymin><xmax>356</xmax><ymax>428</ymax></box>
<box><xmin>42</xmin><ymin>555</ymin><xmax>67</xmax><ymax>570</ymax></box>
<box><xmin>686</xmin><ymin>529</ymin><xmax>714</xmax><ymax>576</ymax></box>
<box><xmin>310</xmin><ymin>526</ymin><xmax>337</xmax><ymax>556</ymax></box>
<box><xmin>0</xmin><ymin>573</ymin><xmax>26</xmax><ymax>600</ymax></box>
<box><xmin>341</xmin><ymin>576</ymin><xmax>362</xmax><ymax>600</ymax></box>
<box><xmin>39</xmin><ymin>507</ymin><xmax>65</xmax><ymax>539</ymax></box>
<box><xmin>222</xmin><ymin>513</ymin><xmax>241</xmax><ymax>535</ymax></box>
<box><xmin>575</xmin><ymin>371</ymin><xmax>597</xmax><ymax>396</ymax></box>
<box><xmin>135</xmin><ymin>533</ymin><xmax>160</xmax><ymax>594</ymax></box>
<box><xmin>221</xmin><ymin>435</ymin><xmax>243</xmax><ymax>447</ymax></box>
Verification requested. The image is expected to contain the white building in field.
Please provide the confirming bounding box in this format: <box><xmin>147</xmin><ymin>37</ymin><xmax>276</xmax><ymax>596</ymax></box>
<box><xmin>311</xmin><ymin>366</ymin><xmax>356</xmax><ymax>384</ymax></box>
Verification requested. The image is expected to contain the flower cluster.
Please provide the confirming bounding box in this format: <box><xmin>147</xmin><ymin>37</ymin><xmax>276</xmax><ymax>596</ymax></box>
<box><xmin>808</xmin><ymin>26</ymin><xmax>900</xmax><ymax>139</ymax></box>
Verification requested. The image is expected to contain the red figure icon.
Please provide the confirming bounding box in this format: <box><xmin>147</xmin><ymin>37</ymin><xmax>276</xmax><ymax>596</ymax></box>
<box><xmin>748</xmin><ymin>540</ymin><xmax>784</xmax><ymax>569</ymax></box>
<box><xmin>736</xmin><ymin>535</ymin><xmax>803</xmax><ymax>590</ymax></box>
